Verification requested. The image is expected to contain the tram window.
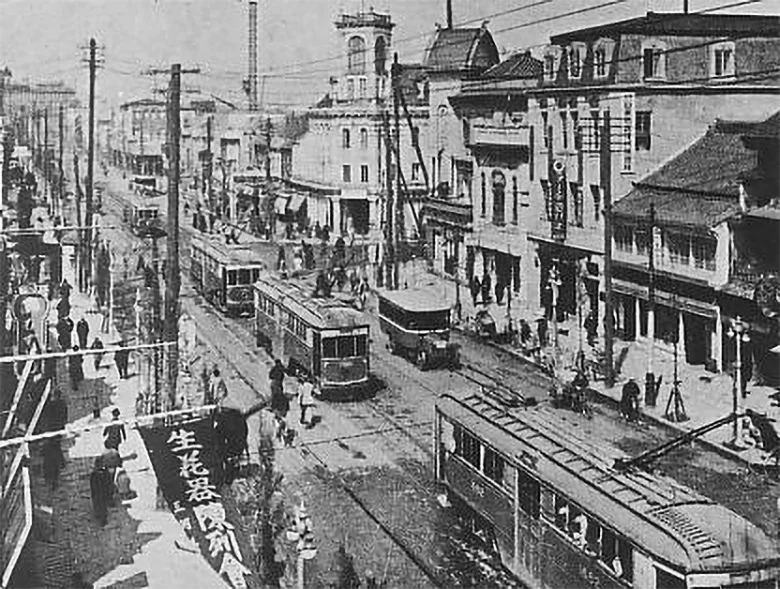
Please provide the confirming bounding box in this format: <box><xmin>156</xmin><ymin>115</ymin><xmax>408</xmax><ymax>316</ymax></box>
<box><xmin>517</xmin><ymin>470</ymin><xmax>540</xmax><ymax>518</ymax></box>
<box><xmin>322</xmin><ymin>338</ymin><xmax>338</xmax><ymax>359</ymax></box>
<box><xmin>337</xmin><ymin>336</ymin><xmax>356</xmax><ymax>357</ymax></box>
<box><xmin>655</xmin><ymin>568</ymin><xmax>686</xmax><ymax>589</ymax></box>
<box><xmin>356</xmin><ymin>334</ymin><xmax>368</xmax><ymax>356</ymax></box>
<box><xmin>252</xmin><ymin>269</ymin><xmax>261</xmax><ymax>282</ymax></box>
<box><xmin>238</xmin><ymin>269</ymin><xmax>251</xmax><ymax>284</ymax></box>
<box><xmin>616</xmin><ymin>540</ymin><xmax>633</xmax><ymax>581</ymax></box>
<box><xmin>601</xmin><ymin>528</ymin><xmax>617</xmax><ymax>564</ymax></box>
<box><xmin>554</xmin><ymin>495</ymin><xmax>569</xmax><ymax>531</ymax></box>
<box><xmin>454</xmin><ymin>426</ymin><xmax>481</xmax><ymax>469</ymax></box>
<box><xmin>227</xmin><ymin>270</ymin><xmax>238</xmax><ymax>286</ymax></box>
<box><xmin>540</xmin><ymin>487</ymin><xmax>555</xmax><ymax>519</ymax></box>
<box><xmin>585</xmin><ymin>518</ymin><xmax>601</xmax><ymax>555</ymax></box>
<box><xmin>483</xmin><ymin>447</ymin><xmax>504</xmax><ymax>485</ymax></box>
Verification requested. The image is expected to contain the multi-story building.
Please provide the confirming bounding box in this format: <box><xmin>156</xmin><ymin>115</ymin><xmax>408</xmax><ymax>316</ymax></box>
<box><xmin>443</xmin><ymin>50</ymin><xmax>540</xmax><ymax>326</ymax></box>
<box><xmin>521</xmin><ymin>11</ymin><xmax>779</xmax><ymax>340</ymax></box>
<box><xmin>113</xmin><ymin>98</ymin><xmax>167</xmax><ymax>176</ymax></box>
<box><xmin>421</xmin><ymin>23</ymin><xmax>500</xmax><ymax>281</ymax></box>
<box><xmin>290</xmin><ymin>8</ymin><xmax>430</xmax><ymax>238</ymax></box>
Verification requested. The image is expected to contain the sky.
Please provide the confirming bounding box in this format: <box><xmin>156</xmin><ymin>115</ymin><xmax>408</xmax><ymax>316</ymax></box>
<box><xmin>1</xmin><ymin>0</ymin><xmax>777</xmax><ymax>114</ymax></box>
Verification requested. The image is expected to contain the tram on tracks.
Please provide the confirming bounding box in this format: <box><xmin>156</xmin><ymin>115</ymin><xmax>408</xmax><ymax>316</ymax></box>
<box><xmin>253</xmin><ymin>272</ymin><xmax>370</xmax><ymax>400</ymax></box>
<box><xmin>123</xmin><ymin>202</ymin><xmax>164</xmax><ymax>237</ymax></box>
<box><xmin>434</xmin><ymin>391</ymin><xmax>780</xmax><ymax>589</ymax></box>
<box><xmin>190</xmin><ymin>234</ymin><xmax>266</xmax><ymax>316</ymax></box>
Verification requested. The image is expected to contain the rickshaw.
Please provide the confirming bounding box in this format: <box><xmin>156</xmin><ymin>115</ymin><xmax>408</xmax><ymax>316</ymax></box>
<box><xmin>377</xmin><ymin>288</ymin><xmax>460</xmax><ymax>370</ymax></box>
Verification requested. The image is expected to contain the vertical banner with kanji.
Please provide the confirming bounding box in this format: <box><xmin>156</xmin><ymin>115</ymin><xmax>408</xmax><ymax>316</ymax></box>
<box><xmin>140</xmin><ymin>417</ymin><xmax>260</xmax><ymax>589</ymax></box>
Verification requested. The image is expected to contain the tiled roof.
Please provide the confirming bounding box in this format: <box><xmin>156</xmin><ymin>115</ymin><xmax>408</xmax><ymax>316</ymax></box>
<box><xmin>741</xmin><ymin>111</ymin><xmax>780</xmax><ymax>140</ymax></box>
<box><xmin>614</xmin><ymin>120</ymin><xmax>758</xmax><ymax>227</ymax></box>
<box><xmin>481</xmin><ymin>51</ymin><xmax>542</xmax><ymax>79</ymax></box>
<box><xmin>551</xmin><ymin>12</ymin><xmax>780</xmax><ymax>44</ymax></box>
<box><xmin>424</xmin><ymin>27</ymin><xmax>498</xmax><ymax>72</ymax></box>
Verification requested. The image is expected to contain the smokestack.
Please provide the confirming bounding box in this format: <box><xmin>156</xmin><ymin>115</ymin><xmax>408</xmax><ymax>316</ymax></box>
<box><xmin>248</xmin><ymin>0</ymin><xmax>258</xmax><ymax>111</ymax></box>
<box><xmin>683</xmin><ymin>0</ymin><xmax>689</xmax><ymax>13</ymax></box>
<box><xmin>446</xmin><ymin>0</ymin><xmax>453</xmax><ymax>29</ymax></box>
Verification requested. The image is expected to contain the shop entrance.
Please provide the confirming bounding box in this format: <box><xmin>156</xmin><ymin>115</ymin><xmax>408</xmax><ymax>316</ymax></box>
<box><xmin>341</xmin><ymin>199</ymin><xmax>369</xmax><ymax>235</ymax></box>
<box><xmin>683</xmin><ymin>313</ymin><xmax>710</xmax><ymax>366</ymax></box>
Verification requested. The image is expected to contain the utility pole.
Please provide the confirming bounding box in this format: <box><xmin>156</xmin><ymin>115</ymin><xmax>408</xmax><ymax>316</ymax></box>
<box><xmin>383</xmin><ymin>112</ymin><xmax>394</xmax><ymax>290</ymax></box>
<box><xmin>248</xmin><ymin>0</ymin><xmax>259</xmax><ymax>111</ymax></box>
<box><xmin>73</xmin><ymin>152</ymin><xmax>85</xmax><ymax>290</ymax></box>
<box><xmin>392</xmin><ymin>53</ymin><xmax>402</xmax><ymax>290</ymax></box>
<box><xmin>86</xmin><ymin>38</ymin><xmax>97</xmax><ymax>292</ymax></box>
<box><xmin>265</xmin><ymin>117</ymin><xmax>272</xmax><ymax>180</ymax></box>
<box><xmin>165</xmin><ymin>63</ymin><xmax>182</xmax><ymax>408</ymax></box>
<box><xmin>646</xmin><ymin>202</ymin><xmax>657</xmax><ymax>405</ymax></box>
<box><xmin>206</xmin><ymin>115</ymin><xmax>213</xmax><ymax>213</ymax></box>
<box><xmin>601</xmin><ymin>110</ymin><xmax>615</xmax><ymax>388</ymax></box>
<box><xmin>58</xmin><ymin>104</ymin><xmax>64</xmax><ymax>220</ymax></box>
<box><xmin>43</xmin><ymin>107</ymin><xmax>49</xmax><ymax>207</ymax></box>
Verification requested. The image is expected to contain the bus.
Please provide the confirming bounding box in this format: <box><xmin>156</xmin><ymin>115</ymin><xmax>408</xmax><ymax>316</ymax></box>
<box><xmin>190</xmin><ymin>234</ymin><xmax>266</xmax><ymax>316</ymax></box>
<box><xmin>377</xmin><ymin>288</ymin><xmax>460</xmax><ymax>370</ymax></box>
<box><xmin>253</xmin><ymin>272</ymin><xmax>370</xmax><ymax>400</ymax></box>
<box><xmin>435</xmin><ymin>390</ymin><xmax>780</xmax><ymax>589</ymax></box>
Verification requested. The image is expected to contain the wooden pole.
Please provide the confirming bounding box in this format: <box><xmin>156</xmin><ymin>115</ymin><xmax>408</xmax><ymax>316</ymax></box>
<box><xmin>86</xmin><ymin>38</ymin><xmax>97</xmax><ymax>290</ymax></box>
<box><xmin>164</xmin><ymin>64</ymin><xmax>182</xmax><ymax>408</ymax></box>
<box><xmin>601</xmin><ymin>111</ymin><xmax>615</xmax><ymax>387</ymax></box>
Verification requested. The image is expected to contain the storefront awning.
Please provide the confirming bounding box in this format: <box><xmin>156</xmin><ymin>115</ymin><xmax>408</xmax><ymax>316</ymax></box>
<box><xmin>612</xmin><ymin>278</ymin><xmax>718</xmax><ymax>319</ymax></box>
<box><xmin>287</xmin><ymin>194</ymin><xmax>306</xmax><ymax>213</ymax></box>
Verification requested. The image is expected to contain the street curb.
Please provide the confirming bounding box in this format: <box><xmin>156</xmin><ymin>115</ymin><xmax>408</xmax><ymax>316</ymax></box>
<box><xmin>453</xmin><ymin>327</ymin><xmax>765</xmax><ymax>468</ymax></box>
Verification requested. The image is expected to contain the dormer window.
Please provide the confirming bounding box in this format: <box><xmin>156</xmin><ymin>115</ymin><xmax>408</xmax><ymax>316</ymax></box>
<box><xmin>593</xmin><ymin>38</ymin><xmax>615</xmax><ymax>79</ymax></box>
<box><xmin>568</xmin><ymin>44</ymin><xmax>586</xmax><ymax>79</ymax></box>
<box><xmin>641</xmin><ymin>40</ymin><xmax>667</xmax><ymax>80</ymax></box>
<box><xmin>711</xmin><ymin>41</ymin><xmax>735</xmax><ymax>79</ymax></box>
<box><xmin>543</xmin><ymin>46</ymin><xmax>562</xmax><ymax>82</ymax></box>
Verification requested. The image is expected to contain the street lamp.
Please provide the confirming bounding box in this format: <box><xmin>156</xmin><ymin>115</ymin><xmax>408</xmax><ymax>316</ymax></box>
<box><xmin>726</xmin><ymin>316</ymin><xmax>750</xmax><ymax>448</ymax></box>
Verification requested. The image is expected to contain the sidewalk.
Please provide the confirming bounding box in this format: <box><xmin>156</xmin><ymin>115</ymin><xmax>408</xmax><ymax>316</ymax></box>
<box><xmin>395</xmin><ymin>262</ymin><xmax>780</xmax><ymax>467</ymax></box>
<box><xmin>23</xmin><ymin>240</ymin><xmax>227</xmax><ymax>587</ymax></box>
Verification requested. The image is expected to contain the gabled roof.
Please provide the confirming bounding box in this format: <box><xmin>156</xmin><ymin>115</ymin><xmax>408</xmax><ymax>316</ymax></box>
<box><xmin>614</xmin><ymin>120</ymin><xmax>759</xmax><ymax>227</ymax></box>
<box><xmin>481</xmin><ymin>51</ymin><xmax>542</xmax><ymax>79</ymax></box>
<box><xmin>551</xmin><ymin>11</ymin><xmax>780</xmax><ymax>44</ymax></box>
<box><xmin>424</xmin><ymin>26</ymin><xmax>499</xmax><ymax>73</ymax></box>
<box><xmin>741</xmin><ymin>111</ymin><xmax>780</xmax><ymax>140</ymax></box>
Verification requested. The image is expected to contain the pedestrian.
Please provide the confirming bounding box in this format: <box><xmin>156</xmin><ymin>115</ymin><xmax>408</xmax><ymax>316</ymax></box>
<box><xmin>584</xmin><ymin>311</ymin><xmax>598</xmax><ymax>347</ymax></box>
<box><xmin>519</xmin><ymin>319</ymin><xmax>532</xmax><ymax>348</ymax></box>
<box><xmin>69</xmin><ymin>346</ymin><xmax>84</xmax><ymax>390</ymax></box>
<box><xmin>620</xmin><ymin>378</ymin><xmax>641</xmax><ymax>422</ymax></box>
<box><xmin>103</xmin><ymin>408</ymin><xmax>126</xmax><ymax>451</ymax></box>
<box><xmin>56</xmin><ymin>317</ymin><xmax>73</xmax><ymax>351</ymax></box>
<box><xmin>209</xmin><ymin>367</ymin><xmax>228</xmax><ymax>406</ymax></box>
<box><xmin>481</xmin><ymin>271</ymin><xmax>492</xmax><ymax>304</ymax></box>
<box><xmin>114</xmin><ymin>341</ymin><xmax>130</xmax><ymax>379</ymax></box>
<box><xmin>56</xmin><ymin>295</ymin><xmax>71</xmax><ymax>320</ymax></box>
<box><xmin>469</xmin><ymin>274</ymin><xmax>481</xmax><ymax>306</ymax></box>
<box><xmin>76</xmin><ymin>317</ymin><xmax>90</xmax><ymax>350</ymax></box>
<box><xmin>277</xmin><ymin>245</ymin><xmax>287</xmax><ymax>272</ymax></box>
<box><xmin>298</xmin><ymin>377</ymin><xmax>316</xmax><ymax>428</ymax></box>
<box><xmin>60</xmin><ymin>278</ymin><xmax>72</xmax><ymax>301</ymax></box>
<box><xmin>90</xmin><ymin>456</ymin><xmax>113</xmax><ymax>527</ymax></box>
<box><xmin>537</xmin><ymin>316</ymin><xmax>549</xmax><ymax>348</ymax></box>
<box><xmin>42</xmin><ymin>388</ymin><xmax>68</xmax><ymax>433</ymax></box>
<box><xmin>91</xmin><ymin>337</ymin><xmax>104</xmax><ymax>371</ymax></box>
<box><xmin>43</xmin><ymin>437</ymin><xmax>65</xmax><ymax>490</ymax></box>
<box><xmin>269</xmin><ymin>360</ymin><xmax>287</xmax><ymax>411</ymax></box>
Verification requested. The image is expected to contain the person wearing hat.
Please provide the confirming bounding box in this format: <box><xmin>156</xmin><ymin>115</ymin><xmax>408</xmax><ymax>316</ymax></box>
<box><xmin>621</xmin><ymin>378</ymin><xmax>641</xmax><ymax>422</ymax></box>
<box><xmin>103</xmin><ymin>408</ymin><xmax>126</xmax><ymax>451</ymax></box>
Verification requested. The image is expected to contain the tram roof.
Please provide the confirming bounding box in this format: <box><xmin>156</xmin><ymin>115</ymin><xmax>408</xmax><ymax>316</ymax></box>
<box><xmin>377</xmin><ymin>288</ymin><xmax>452</xmax><ymax>313</ymax></box>
<box><xmin>253</xmin><ymin>272</ymin><xmax>368</xmax><ymax>330</ymax></box>
<box><xmin>437</xmin><ymin>392</ymin><xmax>780</xmax><ymax>575</ymax></box>
<box><xmin>190</xmin><ymin>234</ymin><xmax>268</xmax><ymax>268</ymax></box>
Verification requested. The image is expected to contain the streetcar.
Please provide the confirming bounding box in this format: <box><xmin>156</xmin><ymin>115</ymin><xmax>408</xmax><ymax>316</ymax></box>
<box><xmin>130</xmin><ymin>175</ymin><xmax>165</xmax><ymax>196</ymax></box>
<box><xmin>253</xmin><ymin>272</ymin><xmax>370</xmax><ymax>400</ymax></box>
<box><xmin>124</xmin><ymin>203</ymin><xmax>164</xmax><ymax>237</ymax></box>
<box><xmin>190</xmin><ymin>233</ymin><xmax>266</xmax><ymax>315</ymax></box>
<box><xmin>434</xmin><ymin>390</ymin><xmax>780</xmax><ymax>589</ymax></box>
<box><xmin>377</xmin><ymin>288</ymin><xmax>460</xmax><ymax>370</ymax></box>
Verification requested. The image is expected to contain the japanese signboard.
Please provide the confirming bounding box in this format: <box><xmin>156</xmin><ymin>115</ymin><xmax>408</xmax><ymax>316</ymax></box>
<box><xmin>140</xmin><ymin>417</ymin><xmax>260</xmax><ymax>589</ymax></box>
<box><xmin>550</xmin><ymin>160</ymin><xmax>567</xmax><ymax>242</ymax></box>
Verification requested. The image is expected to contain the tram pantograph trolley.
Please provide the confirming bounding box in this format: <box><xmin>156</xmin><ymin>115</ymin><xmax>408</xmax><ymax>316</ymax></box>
<box><xmin>434</xmin><ymin>391</ymin><xmax>780</xmax><ymax>589</ymax></box>
<box><xmin>190</xmin><ymin>234</ymin><xmax>266</xmax><ymax>316</ymax></box>
<box><xmin>253</xmin><ymin>273</ymin><xmax>370</xmax><ymax>400</ymax></box>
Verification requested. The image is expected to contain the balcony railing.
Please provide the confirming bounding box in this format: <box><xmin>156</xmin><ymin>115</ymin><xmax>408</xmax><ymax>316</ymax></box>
<box><xmin>470</xmin><ymin>124</ymin><xmax>529</xmax><ymax>147</ymax></box>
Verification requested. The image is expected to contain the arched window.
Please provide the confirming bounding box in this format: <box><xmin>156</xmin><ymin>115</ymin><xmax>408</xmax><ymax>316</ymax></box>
<box><xmin>360</xmin><ymin>128</ymin><xmax>369</xmax><ymax>149</ymax></box>
<box><xmin>375</xmin><ymin>37</ymin><xmax>387</xmax><ymax>76</ymax></box>
<box><xmin>348</xmin><ymin>36</ymin><xmax>367</xmax><ymax>75</ymax></box>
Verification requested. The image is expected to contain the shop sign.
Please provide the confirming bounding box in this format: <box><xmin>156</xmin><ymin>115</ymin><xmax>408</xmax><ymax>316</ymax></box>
<box><xmin>550</xmin><ymin>160</ymin><xmax>567</xmax><ymax>242</ymax></box>
<box><xmin>140</xmin><ymin>418</ymin><xmax>260</xmax><ymax>589</ymax></box>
